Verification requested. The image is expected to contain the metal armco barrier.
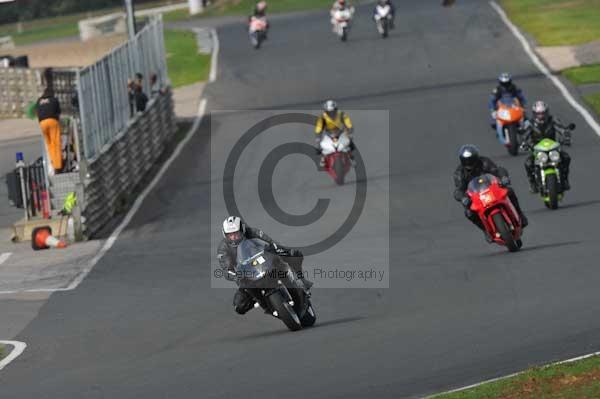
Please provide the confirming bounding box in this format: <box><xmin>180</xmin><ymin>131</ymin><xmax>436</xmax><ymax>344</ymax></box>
<box><xmin>81</xmin><ymin>90</ymin><xmax>176</xmax><ymax>237</ymax></box>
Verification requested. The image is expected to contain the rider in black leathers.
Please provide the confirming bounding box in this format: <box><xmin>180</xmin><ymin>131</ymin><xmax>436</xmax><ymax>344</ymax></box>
<box><xmin>217</xmin><ymin>216</ymin><xmax>311</xmax><ymax>315</ymax></box>
<box><xmin>521</xmin><ymin>100</ymin><xmax>573</xmax><ymax>193</ymax></box>
<box><xmin>453</xmin><ymin>145</ymin><xmax>528</xmax><ymax>240</ymax></box>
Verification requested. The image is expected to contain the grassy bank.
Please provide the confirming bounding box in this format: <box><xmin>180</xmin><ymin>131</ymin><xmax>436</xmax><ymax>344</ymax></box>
<box><xmin>164</xmin><ymin>29</ymin><xmax>210</xmax><ymax>87</ymax></box>
<box><xmin>164</xmin><ymin>0</ymin><xmax>333</xmax><ymax>22</ymax></box>
<box><xmin>0</xmin><ymin>0</ymin><xmax>180</xmax><ymax>46</ymax></box>
<box><xmin>0</xmin><ymin>344</ymin><xmax>5</xmax><ymax>360</ymax></box>
<box><xmin>563</xmin><ymin>64</ymin><xmax>600</xmax><ymax>85</ymax></box>
<box><xmin>501</xmin><ymin>0</ymin><xmax>600</xmax><ymax>46</ymax></box>
<box><xmin>429</xmin><ymin>355</ymin><xmax>600</xmax><ymax>399</ymax></box>
<box><xmin>584</xmin><ymin>92</ymin><xmax>600</xmax><ymax>115</ymax></box>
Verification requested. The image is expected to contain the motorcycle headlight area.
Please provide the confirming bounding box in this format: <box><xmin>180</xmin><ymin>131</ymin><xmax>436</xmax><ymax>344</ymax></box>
<box><xmin>498</xmin><ymin>110</ymin><xmax>512</xmax><ymax>120</ymax></box>
<box><xmin>535</xmin><ymin>151</ymin><xmax>549</xmax><ymax>165</ymax></box>
<box><xmin>549</xmin><ymin>150</ymin><xmax>561</xmax><ymax>162</ymax></box>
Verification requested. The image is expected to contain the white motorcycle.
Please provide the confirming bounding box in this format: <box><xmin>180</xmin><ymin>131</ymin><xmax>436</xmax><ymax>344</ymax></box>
<box><xmin>374</xmin><ymin>4</ymin><xmax>393</xmax><ymax>38</ymax></box>
<box><xmin>319</xmin><ymin>130</ymin><xmax>353</xmax><ymax>185</ymax></box>
<box><xmin>331</xmin><ymin>7</ymin><xmax>354</xmax><ymax>42</ymax></box>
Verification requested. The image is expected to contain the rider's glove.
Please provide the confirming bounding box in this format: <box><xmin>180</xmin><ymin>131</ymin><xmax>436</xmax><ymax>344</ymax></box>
<box><xmin>226</xmin><ymin>270</ymin><xmax>237</xmax><ymax>282</ymax></box>
<box><xmin>500</xmin><ymin>176</ymin><xmax>511</xmax><ymax>187</ymax></box>
<box><xmin>461</xmin><ymin>196</ymin><xmax>472</xmax><ymax>208</ymax></box>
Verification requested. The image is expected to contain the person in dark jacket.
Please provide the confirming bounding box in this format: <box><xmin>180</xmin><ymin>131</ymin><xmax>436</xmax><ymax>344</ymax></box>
<box><xmin>521</xmin><ymin>100</ymin><xmax>573</xmax><ymax>192</ymax></box>
<box><xmin>36</xmin><ymin>87</ymin><xmax>63</xmax><ymax>174</ymax></box>
<box><xmin>453</xmin><ymin>145</ymin><xmax>528</xmax><ymax>241</ymax></box>
<box><xmin>134</xmin><ymin>84</ymin><xmax>149</xmax><ymax>113</ymax></box>
<box><xmin>217</xmin><ymin>216</ymin><xmax>312</xmax><ymax>315</ymax></box>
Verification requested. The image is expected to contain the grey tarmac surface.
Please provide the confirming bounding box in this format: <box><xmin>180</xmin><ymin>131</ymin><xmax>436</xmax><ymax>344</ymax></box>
<box><xmin>3</xmin><ymin>1</ymin><xmax>600</xmax><ymax>398</ymax></box>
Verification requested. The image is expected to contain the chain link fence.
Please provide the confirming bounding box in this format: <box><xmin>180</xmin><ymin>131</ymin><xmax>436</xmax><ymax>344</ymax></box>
<box><xmin>77</xmin><ymin>15</ymin><xmax>168</xmax><ymax>161</ymax></box>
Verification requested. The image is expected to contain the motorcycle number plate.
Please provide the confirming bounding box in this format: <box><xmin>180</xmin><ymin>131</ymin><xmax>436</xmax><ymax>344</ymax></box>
<box><xmin>252</xmin><ymin>256</ymin><xmax>266</xmax><ymax>266</ymax></box>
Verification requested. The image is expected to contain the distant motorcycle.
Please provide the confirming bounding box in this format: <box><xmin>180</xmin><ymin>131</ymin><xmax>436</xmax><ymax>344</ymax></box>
<box><xmin>319</xmin><ymin>129</ymin><xmax>352</xmax><ymax>185</ymax></box>
<box><xmin>493</xmin><ymin>97</ymin><xmax>525</xmax><ymax>156</ymax></box>
<box><xmin>331</xmin><ymin>7</ymin><xmax>354</xmax><ymax>41</ymax></box>
<box><xmin>249</xmin><ymin>16</ymin><xmax>268</xmax><ymax>49</ymax></box>
<box><xmin>234</xmin><ymin>238</ymin><xmax>316</xmax><ymax>331</ymax></box>
<box><xmin>374</xmin><ymin>4</ymin><xmax>393</xmax><ymax>38</ymax></box>
<box><xmin>467</xmin><ymin>174</ymin><xmax>523</xmax><ymax>252</ymax></box>
<box><xmin>521</xmin><ymin>123</ymin><xmax>574</xmax><ymax>210</ymax></box>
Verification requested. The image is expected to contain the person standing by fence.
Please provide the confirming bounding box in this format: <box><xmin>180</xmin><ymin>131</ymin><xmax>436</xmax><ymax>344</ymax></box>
<box><xmin>36</xmin><ymin>87</ymin><xmax>63</xmax><ymax>175</ymax></box>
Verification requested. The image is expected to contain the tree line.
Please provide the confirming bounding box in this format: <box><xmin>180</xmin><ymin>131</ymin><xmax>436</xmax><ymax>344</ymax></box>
<box><xmin>0</xmin><ymin>0</ymin><xmax>162</xmax><ymax>25</ymax></box>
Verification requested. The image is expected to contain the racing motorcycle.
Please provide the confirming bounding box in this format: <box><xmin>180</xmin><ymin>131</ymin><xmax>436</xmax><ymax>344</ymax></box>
<box><xmin>319</xmin><ymin>130</ymin><xmax>352</xmax><ymax>185</ymax></box>
<box><xmin>521</xmin><ymin>124</ymin><xmax>574</xmax><ymax>210</ymax></box>
<box><xmin>493</xmin><ymin>97</ymin><xmax>525</xmax><ymax>156</ymax></box>
<box><xmin>466</xmin><ymin>174</ymin><xmax>523</xmax><ymax>252</ymax></box>
<box><xmin>249</xmin><ymin>16</ymin><xmax>268</xmax><ymax>49</ymax></box>
<box><xmin>331</xmin><ymin>7</ymin><xmax>354</xmax><ymax>41</ymax></box>
<box><xmin>233</xmin><ymin>238</ymin><xmax>316</xmax><ymax>331</ymax></box>
<box><xmin>374</xmin><ymin>3</ymin><xmax>393</xmax><ymax>38</ymax></box>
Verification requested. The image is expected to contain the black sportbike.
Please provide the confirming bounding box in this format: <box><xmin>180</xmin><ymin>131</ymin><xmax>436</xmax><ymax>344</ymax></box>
<box><xmin>234</xmin><ymin>239</ymin><xmax>316</xmax><ymax>331</ymax></box>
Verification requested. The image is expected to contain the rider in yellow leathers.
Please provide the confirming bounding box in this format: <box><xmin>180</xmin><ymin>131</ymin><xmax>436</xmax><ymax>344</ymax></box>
<box><xmin>314</xmin><ymin>100</ymin><xmax>355</xmax><ymax>167</ymax></box>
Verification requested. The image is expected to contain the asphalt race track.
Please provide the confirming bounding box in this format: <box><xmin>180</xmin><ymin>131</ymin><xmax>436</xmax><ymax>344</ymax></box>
<box><xmin>3</xmin><ymin>1</ymin><xmax>600</xmax><ymax>398</ymax></box>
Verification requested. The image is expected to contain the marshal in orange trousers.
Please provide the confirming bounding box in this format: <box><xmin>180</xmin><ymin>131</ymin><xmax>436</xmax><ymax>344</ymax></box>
<box><xmin>39</xmin><ymin>118</ymin><xmax>63</xmax><ymax>172</ymax></box>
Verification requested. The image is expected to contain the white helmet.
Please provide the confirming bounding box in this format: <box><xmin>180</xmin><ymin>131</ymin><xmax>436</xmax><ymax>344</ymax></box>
<box><xmin>324</xmin><ymin>100</ymin><xmax>338</xmax><ymax>112</ymax></box>
<box><xmin>532</xmin><ymin>100</ymin><xmax>549</xmax><ymax>124</ymax></box>
<box><xmin>222</xmin><ymin>216</ymin><xmax>245</xmax><ymax>246</ymax></box>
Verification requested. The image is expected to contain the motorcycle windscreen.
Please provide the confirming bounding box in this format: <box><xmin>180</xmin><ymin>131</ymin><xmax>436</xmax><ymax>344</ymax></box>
<box><xmin>467</xmin><ymin>174</ymin><xmax>497</xmax><ymax>193</ymax></box>
<box><xmin>236</xmin><ymin>238</ymin><xmax>272</xmax><ymax>281</ymax></box>
<box><xmin>497</xmin><ymin>94</ymin><xmax>519</xmax><ymax>107</ymax></box>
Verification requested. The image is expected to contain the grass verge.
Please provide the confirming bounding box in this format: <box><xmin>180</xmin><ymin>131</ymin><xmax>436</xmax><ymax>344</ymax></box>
<box><xmin>164</xmin><ymin>29</ymin><xmax>211</xmax><ymax>88</ymax></box>
<box><xmin>0</xmin><ymin>0</ymin><xmax>180</xmax><ymax>46</ymax></box>
<box><xmin>584</xmin><ymin>92</ymin><xmax>600</xmax><ymax>115</ymax></box>
<box><xmin>0</xmin><ymin>344</ymin><xmax>5</xmax><ymax>360</ymax></box>
<box><xmin>163</xmin><ymin>0</ymin><xmax>333</xmax><ymax>22</ymax></box>
<box><xmin>429</xmin><ymin>355</ymin><xmax>600</xmax><ymax>399</ymax></box>
<box><xmin>563</xmin><ymin>64</ymin><xmax>600</xmax><ymax>85</ymax></box>
<box><xmin>500</xmin><ymin>0</ymin><xmax>600</xmax><ymax>46</ymax></box>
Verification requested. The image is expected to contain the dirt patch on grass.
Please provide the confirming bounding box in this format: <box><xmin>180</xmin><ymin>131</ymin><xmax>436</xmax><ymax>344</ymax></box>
<box><xmin>3</xmin><ymin>34</ymin><xmax>126</xmax><ymax>68</ymax></box>
<box><xmin>496</xmin><ymin>369</ymin><xmax>600</xmax><ymax>399</ymax></box>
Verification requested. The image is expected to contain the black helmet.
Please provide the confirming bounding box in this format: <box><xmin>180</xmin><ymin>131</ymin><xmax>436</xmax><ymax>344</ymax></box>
<box><xmin>498</xmin><ymin>72</ymin><xmax>512</xmax><ymax>88</ymax></box>
<box><xmin>459</xmin><ymin>144</ymin><xmax>481</xmax><ymax>171</ymax></box>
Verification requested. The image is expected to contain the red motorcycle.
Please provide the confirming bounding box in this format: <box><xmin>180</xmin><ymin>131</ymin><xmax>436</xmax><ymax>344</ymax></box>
<box><xmin>467</xmin><ymin>174</ymin><xmax>523</xmax><ymax>252</ymax></box>
<box><xmin>319</xmin><ymin>130</ymin><xmax>352</xmax><ymax>185</ymax></box>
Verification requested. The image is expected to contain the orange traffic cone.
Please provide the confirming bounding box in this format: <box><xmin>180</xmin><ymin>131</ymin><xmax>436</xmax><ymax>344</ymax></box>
<box><xmin>32</xmin><ymin>226</ymin><xmax>67</xmax><ymax>251</ymax></box>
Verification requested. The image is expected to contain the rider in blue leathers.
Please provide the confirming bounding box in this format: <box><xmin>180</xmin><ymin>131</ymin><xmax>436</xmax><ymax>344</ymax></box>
<box><xmin>488</xmin><ymin>73</ymin><xmax>527</xmax><ymax>142</ymax></box>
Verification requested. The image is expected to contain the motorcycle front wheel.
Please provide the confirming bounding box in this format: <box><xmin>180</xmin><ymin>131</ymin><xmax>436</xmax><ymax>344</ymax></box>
<box><xmin>492</xmin><ymin>213</ymin><xmax>520</xmax><ymax>252</ymax></box>
<box><xmin>269</xmin><ymin>292</ymin><xmax>302</xmax><ymax>331</ymax></box>
<box><xmin>545</xmin><ymin>173</ymin><xmax>560</xmax><ymax>210</ymax></box>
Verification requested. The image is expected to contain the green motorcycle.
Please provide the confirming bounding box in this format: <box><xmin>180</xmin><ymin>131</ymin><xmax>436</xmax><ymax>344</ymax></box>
<box><xmin>532</xmin><ymin>138</ymin><xmax>564</xmax><ymax>209</ymax></box>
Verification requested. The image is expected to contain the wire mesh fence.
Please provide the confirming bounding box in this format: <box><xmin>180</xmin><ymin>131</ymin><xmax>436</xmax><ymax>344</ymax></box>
<box><xmin>77</xmin><ymin>15</ymin><xmax>168</xmax><ymax>160</ymax></box>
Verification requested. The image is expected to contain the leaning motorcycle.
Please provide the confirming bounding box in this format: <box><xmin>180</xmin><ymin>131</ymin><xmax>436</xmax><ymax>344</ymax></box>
<box><xmin>331</xmin><ymin>7</ymin><xmax>354</xmax><ymax>41</ymax></box>
<box><xmin>374</xmin><ymin>4</ymin><xmax>392</xmax><ymax>38</ymax></box>
<box><xmin>234</xmin><ymin>238</ymin><xmax>316</xmax><ymax>331</ymax></box>
<box><xmin>319</xmin><ymin>129</ymin><xmax>352</xmax><ymax>185</ymax></box>
<box><xmin>467</xmin><ymin>174</ymin><xmax>523</xmax><ymax>252</ymax></box>
<box><xmin>494</xmin><ymin>97</ymin><xmax>525</xmax><ymax>156</ymax></box>
<box><xmin>249</xmin><ymin>16</ymin><xmax>268</xmax><ymax>49</ymax></box>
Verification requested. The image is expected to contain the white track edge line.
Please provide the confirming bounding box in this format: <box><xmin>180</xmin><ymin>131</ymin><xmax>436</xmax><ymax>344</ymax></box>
<box><xmin>0</xmin><ymin>341</ymin><xmax>27</xmax><ymax>372</ymax></box>
<box><xmin>490</xmin><ymin>1</ymin><xmax>600</xmax><ymax>138</ymax></box>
